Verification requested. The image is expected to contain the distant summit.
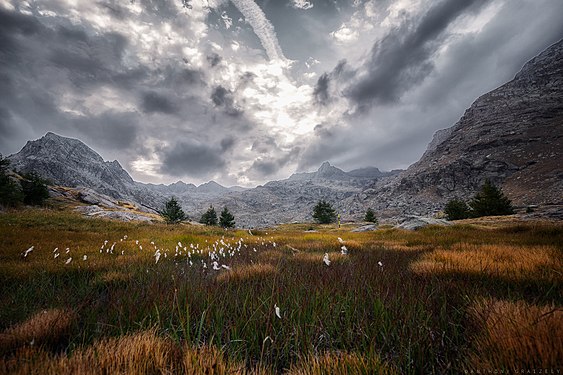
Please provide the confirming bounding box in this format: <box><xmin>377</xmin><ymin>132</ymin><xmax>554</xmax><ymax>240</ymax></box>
<box><xmin>288</xmin><ymin>161</ymin><xmax>398</xmax><ymax>182</ymax></box>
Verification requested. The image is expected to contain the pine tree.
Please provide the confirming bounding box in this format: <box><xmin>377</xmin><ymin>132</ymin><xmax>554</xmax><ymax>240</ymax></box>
<box><xmin>312</xmin><ymin>200</ymin><xmax>337</xmax><ymax>224</ymax></box>
<box><xmin>444</xmin><ymin>198</ymin><xmax>471</xmax><ymax>220</ymax></box>
<box><xmin>21</xmin><ymin>172</ymin><xmax>50</xmax><ymax>206</ymax></box>
<box><xmin>0</xmin><ymin>154</ymin><xmax>23</xmax><ymax>208</ymax></box>
<box><xmin>364</xmin><ymin>208</ymin><xmax>378</xmax><ymax>223</ymax></box>
<box><xmin>159</xmin><ymin>197</ymin><xmax>187</xmax><ymax>224</ymax></box>
<box><xmin>199</xmin><ymin>205</ymin><xmax>218</xmax><ymax>226</ymax></box>
<box><xmin>469</xmin><ymin>179</ymin><xmax>514</xmax><ymax>217</ymax></box>
<box><xmin>219</xmin><ymin>207</ymin><xmax>235</xmax><ymax>228</ymax></box>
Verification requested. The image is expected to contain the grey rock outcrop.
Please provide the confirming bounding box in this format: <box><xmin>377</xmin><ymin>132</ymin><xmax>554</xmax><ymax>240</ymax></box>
<box><xmin>359</xmin><ymin>39</ymin><xmax>563</xmax><ymax>217</ymax></box>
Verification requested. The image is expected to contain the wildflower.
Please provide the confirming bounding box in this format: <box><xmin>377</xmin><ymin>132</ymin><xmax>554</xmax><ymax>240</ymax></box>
<box><xmin>23</xmin><ymin>246</ymin><xmax>34</xmax><ymax>257</ymax></box>
<box><xmin>65</xmin><ymin>257</ymin><xmax>72</xmax><ymax>265</ymax></box>
<box><xmin>323</xmin><ymin>253</ymin><xmax>331</xmax><ymax>266</ymax></box>
<box><xmin>341</xmin><ymin>245</ymin><xmax>348</xmax><ymax>255</ymax></box>
<box><xmin>274</xmin><ymin>304</ymin><xmax>281</xmax><ymax>319</ymax></box>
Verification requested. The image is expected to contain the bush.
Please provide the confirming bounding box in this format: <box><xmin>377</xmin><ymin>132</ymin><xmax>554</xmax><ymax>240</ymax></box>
<box><xmin>21</xmin><ymin>172</ymin><xmax>50</xmax><ymax>206</ymax></box>
<box><xmin>199</xmin><ymin>205</ymin><xmax>218</xmax><ymax>226</ymax></box>
<box><xmin>312</xmin><ymin>200</ymin><xmax>337</xmax><ymax>224</ymax></box>
<box><xmin>364</xmin><ymin>208</ymin><xmax>378</xmax><ymax>223</ymax></box>
<box><xmin>470</xmin><ymin>179</ymin><xmax>514</xmax><ymax>217</ymax></box>
<box><xmin>444</xmin><ymin>198</ymin><xmax>471</xmax><ymax>220</ymax></box>
<box><xmin>0</xmin><ymin>155</ymin><xmax>23</xmax><ymax>208</ymax></box>
<box><xmin>159</xmin><ymin>197</ymin><xmax>187</xmax><ymax>224</ymax></box>
<box><xmin>219</xmin><ymin>207</ymin><xmax>235</xmax><ymax>228</ymax></box>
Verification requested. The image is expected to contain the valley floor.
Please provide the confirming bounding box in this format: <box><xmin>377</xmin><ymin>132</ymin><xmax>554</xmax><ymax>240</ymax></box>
<box><xmin>0</xmin><ymin>209</ymin><xmax>561</xmax><ymax>374</ymax></box>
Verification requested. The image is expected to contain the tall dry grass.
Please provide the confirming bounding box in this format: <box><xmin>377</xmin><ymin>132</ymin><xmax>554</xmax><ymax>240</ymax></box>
<box><xmin>0</xmin><ymin>308</ymin><xmax>75</xmax><ymax>355</ymax></box>
<box><xmin>288</xmin><ymin>352</ymin><xmax>396</xmax><ymax>375</ymax></box>
<box><xmin>410</xmin><ymin>243</ymin><xmax>558</xmax><ymax>281</ymax></box>
<box><xmin>0</xmin><ymin>330</ymin><xmax>259</xmax><ymax>375</ymax></box>
<box><xmin>466</xmin><ymin>298</ymin><xmax>563</xmax><ymax>370</ymax></box>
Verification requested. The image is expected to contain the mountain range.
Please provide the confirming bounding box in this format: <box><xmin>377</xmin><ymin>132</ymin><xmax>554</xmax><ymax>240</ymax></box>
<box><xmin>7</xmin><ymin>39</ymin><xmax>563</xmax><ymax>226</ymax></box>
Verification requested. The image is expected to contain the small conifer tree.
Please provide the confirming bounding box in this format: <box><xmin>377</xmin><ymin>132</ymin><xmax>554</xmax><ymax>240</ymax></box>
<box><xmin>364</xmin><ymin>208</ymin><xmax>378</xmax><ymax>223</ymax></box>
<box><xmin>0</xmin><ymin>155</ymin><xmax>23</xmax><ymax>207</ymax></box>
<box><xmin>21</xmin><ymin>172</ymin><xmax>50</xmax><ymax>206</ymax></box>
<box><xmin>469</xmin><ymin>179</ymin><xmax>514</xmax><ymax>217</ymax></box>
<box><xmin>444</xmin><ymin>198</ymin><xmax>471</xmax><ymax>220</ymax></box>
<box><xmin>219</xmin><ymin>207</ymin><xmax>235</xmax><ymax>228</ymax></box>
<box><xmin>312</xmin><ymin>200</ymin><xmax>337</xmax><ymax>224</ymax></box>
<box><xmin>159</xmin><ymin>197</ymin><xmax>187</xmax><ymax>224</ymax></box>
<box><xmin>200</xmin><ymin>205</ymin><xmax>218</xmax><ymax>226</ymax></box>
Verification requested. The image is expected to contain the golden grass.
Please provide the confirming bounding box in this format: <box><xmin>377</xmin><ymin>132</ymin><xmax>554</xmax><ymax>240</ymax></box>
<box><xmin>288</xmin><ymin>352</ymin><xmax>396</xmax><ymax>375</ymax></box>
<box><xmin>0</xmin><ymin>308</ymin><xmax>75</xmax><ymax>355</ymax></box>
<box><xmin>293</xmin><ymin>252</ymin><xmax>349</xmax><ymax>265</ymax></box>
<box><xmin>410</xmin><ymin>243</ymin><xmax>558</xmax><ymax>280</ymax></box>
<box><xmin>466</xmin><ymin>298</ymin><xmax>563</xmax><ymax>370</ymax></box>
<box><xmin>216</xmin><ymin>263</ymin><xmax>278</xmax><ymax>283</ymax></box>
<box><xmin>0</xmin><ymin>330</ymin><xmax>257</xmax><ymax>375</ymax></box>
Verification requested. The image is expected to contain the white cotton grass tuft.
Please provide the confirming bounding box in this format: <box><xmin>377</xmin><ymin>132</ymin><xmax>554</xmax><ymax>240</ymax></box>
<box><xmin>341</xmin><ymin>245</ymin><xmax>348</xmax><ymax>255</ymax></box>
<box><xmin>221</xmin><ymin>264</ymin><xmax>231</xmax><ymax>270</ymax></box>
<box><xmin>154</xmin><ymin>250</ymin><xmax>161</xmax><ymax>264</ymax></box>
<box><xmin>274</xmin><ymin>304</ymin><xmax>281</xmax><ymax>319</ymax></box>
<box><xmin>323</xmin><ymin>253</ymin><xmax>331</xmax><ymax>266</ymax></box>
<box><xmin>83</xmin><ymin>255</ymin><xmax>87</xmax><ymax>261</ymax></box>
<box><xmin>65</xmin><ymin>257</ymin><xmax>72</xmax><ymax>265</ymax></box>
<box><xmin>23</xmin><ymin>246</ymin><xmax>34</xmax><ymax>257</ymax></box>
<box><xmin>337</xmin><ymin>237</ymin><xmax>344</xmax><ymax>244</ymax></box>
<box><xmin>378</xmin><ymin>261</ymin><xmax>383</xmax><ymax>268</ymax></box>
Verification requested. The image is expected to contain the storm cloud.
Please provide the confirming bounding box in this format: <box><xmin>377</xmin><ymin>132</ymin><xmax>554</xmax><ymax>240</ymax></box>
<box><xmin>159</xmin><ymin>140</ymin><xmax>226</xmax><ymax>177</ymax></box>
<box><xmin>0</xmin><ymin>0</ymin><xmax>562</xmax><ymax>186</ymax></box>
<box><xmin>347</xmin><ymin>0</ymin><xmax>487</xmax><ymax>108</ymax></box>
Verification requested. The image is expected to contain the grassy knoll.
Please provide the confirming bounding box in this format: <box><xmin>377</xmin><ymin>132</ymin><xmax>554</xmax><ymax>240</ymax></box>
<box><xmin>0</xmin><ymin>209</ymin><xmax>561</xmax><ymax>374</ymax></box>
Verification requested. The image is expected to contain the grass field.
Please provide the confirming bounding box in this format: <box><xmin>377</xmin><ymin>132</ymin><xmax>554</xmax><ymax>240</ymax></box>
<box><xmin>0</xmin><ymin>209</ymin><xmax>561</xmax><ymax>374</ymax></box>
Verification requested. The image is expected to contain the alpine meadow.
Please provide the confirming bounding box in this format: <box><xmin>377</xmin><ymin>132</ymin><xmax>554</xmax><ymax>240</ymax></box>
<box><xmin>1</xmin><ymin>0</ymin><xmax>563</xmax><ymax>374</ymax></box>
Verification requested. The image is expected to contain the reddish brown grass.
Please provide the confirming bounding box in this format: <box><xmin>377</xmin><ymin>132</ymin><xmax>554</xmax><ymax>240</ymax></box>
<box><xmin>466</xmin><ymin>298</ymin><xmax>563</xmax><ymax>370</ymax></box>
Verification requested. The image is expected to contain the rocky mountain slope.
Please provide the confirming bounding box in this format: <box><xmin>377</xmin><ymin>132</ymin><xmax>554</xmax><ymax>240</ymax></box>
<box><xmin>8</xmin><ymin>133</ymin><xmax>395</xmax><ymax>226</ymax></box>
<box><xmin>7</xmin><ymin>40</ymin><xmax>563</xmax><ymax>226</ymax></box>
<box><xmin>355</xmin><ymin>39</ymin><xmax>563</xmax><ymax>217</ymax></box>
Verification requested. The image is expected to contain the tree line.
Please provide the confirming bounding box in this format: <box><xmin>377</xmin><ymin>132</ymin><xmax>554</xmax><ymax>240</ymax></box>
<box><xmin>0</xmin><ymin>155</ymin><xmax>49</xmax><ymax>208</ymax></box>
<box><xmin>159</xmin><ymin>197</ymin><xmax>235</xmax><ymax>228</ymax></box>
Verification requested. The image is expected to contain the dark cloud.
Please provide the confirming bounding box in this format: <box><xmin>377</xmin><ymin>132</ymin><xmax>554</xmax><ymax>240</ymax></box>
<box><xmin>313</xmin><ymin>73</ymin><xmax>330</xmax><ymax>105</ymax></box>
<box><xmin>220</xmin><ymin>137</ymin><xmax>235</xmax><ymax>151</ymax></box>
<box><xmin>251</xmin><ymin>137</ymin><xmax>278</xmax><ymax>154</ymax></box>
<box><xmin>72</xmin><ymin>111</ymin><xmax>140</xmax><ymax>150</ymax></box>
<box><xmin>347</xmin><ymin>0</ymin><xmax>486</xmax><ymax>108</ymax></box>
<box><xmin>249</xmin><ymin>148</ymin><xmax>300</xmax><ymax>177</ymax></box>
<box><xmin>141</xmin><ymin>91</ymin><xmax>179</xmax><ymax>114</ymax></box>
<box><xmin>207</xmin><ymin>52</ymin><xmax>222</xmax><ymax>67</ymax></box>
<box><xmin>210</xmin><ymin>85</ymin><xmax>242</xmax><ymax>117</ymax></box>
<box><xmin>159</xmin><ymin>140</ymin><xmax>226</xmax><ymax>177</ymax></box>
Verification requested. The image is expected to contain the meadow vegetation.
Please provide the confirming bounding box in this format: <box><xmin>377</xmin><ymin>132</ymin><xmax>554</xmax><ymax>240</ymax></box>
<box><xmin>0</xmin><ymin>209</ymin><xmax>561</xmax><ymax>374</ymax></box>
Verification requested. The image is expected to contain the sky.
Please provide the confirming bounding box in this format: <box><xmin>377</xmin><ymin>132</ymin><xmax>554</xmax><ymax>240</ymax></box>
<box><xmin>0</xmin><ymin>0</ymin><xmax>562</xmax><ymax>187</ymax></box>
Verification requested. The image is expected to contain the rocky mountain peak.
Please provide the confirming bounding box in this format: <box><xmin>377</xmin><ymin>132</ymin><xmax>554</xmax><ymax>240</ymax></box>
<box><xmin>313</xmin><ymin>161</ymin><xmax>349</xmax><ymax>180</ymax></box>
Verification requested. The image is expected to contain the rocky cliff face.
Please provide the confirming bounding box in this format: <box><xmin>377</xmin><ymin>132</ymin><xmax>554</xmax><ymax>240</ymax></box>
<box><xmin>9</xmin><ymin>132</ymin><xmax>137</xmax><ymax>199</ymax></box>
<box><xmin>359</xmin><ymin>39</ymin><xmax>563</xmax><ymax>216</ymax></box>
